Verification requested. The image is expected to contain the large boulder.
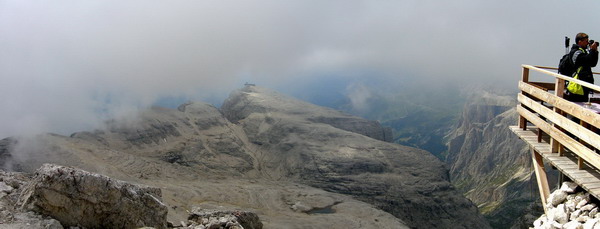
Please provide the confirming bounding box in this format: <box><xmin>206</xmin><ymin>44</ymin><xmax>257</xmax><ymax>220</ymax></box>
<box><xmin>0</xmin><ymin>169</ymin><xmax>64</xmax><ymax>229</ymax></box>
<box><xmin>18</xmin><ymin>164</ymin><xmax>167</xmax><ymax>229</ymax></box>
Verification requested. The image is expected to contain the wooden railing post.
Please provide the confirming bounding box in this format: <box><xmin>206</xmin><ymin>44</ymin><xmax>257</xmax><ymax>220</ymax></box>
<box><xmin>531</xmin><ymin>147</ymin><xmax>549</xmax><ymax>214</ymax></box>
<box><xmin>551</xmin><ymin>77</ymin><xmax>566</xmax><ymax>153</ymax></box>
<box><xmin>519</xmin><ymin>66</ymin><xmax>530</xmax><ymax>130</ymax></box>
<box><xmin>519</xmin><ymin>108</ymin><xmax>527</xmax><ymax>130</ymax></box>
<box><xmin>555</xmin><ymin>78</ymin><xmax>565</xmax><ymax>98</ymax></box>
<box><xmin>522</xmin><ymin>66</ymin><xmax>530</xmax><ymax>82</ymax></box>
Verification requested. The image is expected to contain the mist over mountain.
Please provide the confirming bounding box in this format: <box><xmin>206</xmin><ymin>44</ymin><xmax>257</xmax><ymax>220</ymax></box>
<box><xmin>294</xmin><ymin>78</ymin><xmax>465</xmax><ymax>158</ymax></box>
<box><xmin>2</xmin><ymin>1</ymin><xmax>599</xmax><ymax>140</ymax></box>
<box><xmin>0</xmin><ymin>86</ymin><xmax>491</xmax><ymax>228</ymax></box>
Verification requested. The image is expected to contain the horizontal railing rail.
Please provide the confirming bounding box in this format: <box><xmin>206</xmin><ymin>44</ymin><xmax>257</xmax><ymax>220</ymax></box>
<box><xmin>518</xmin><ymin>65</ymin><xmax>600</xmax><ymax>166</ymax></box>
<box><xmin>532</xmin><ymin>65</ymin><xmax>600</xmax><ymax>75</ymax></box>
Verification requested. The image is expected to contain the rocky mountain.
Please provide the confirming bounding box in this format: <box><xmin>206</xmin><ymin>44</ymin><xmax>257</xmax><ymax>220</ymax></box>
<box><xmin>221</xmin><ymin>86</ymin><xmax>489</xmax><ymax>228</ymax></box>
<box><xmin>444</xmin><ymin>91</ymin><xmax>550</xmax><ymax>228</ymax></box>
<box><xmin>0</xmin><ymin>85</ymin><xmax>489</xmax><ymax>228</ymax></box>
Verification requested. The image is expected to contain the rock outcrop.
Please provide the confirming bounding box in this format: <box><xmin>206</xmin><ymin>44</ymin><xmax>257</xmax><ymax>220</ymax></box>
<box><xmin>19</xmin><ymin>164</ymin><xmax>168</xmax><ymax>229</ymax></box>
<box><xmin>0</xmin><ymin>169</ymin><xmax>63</xmax><ymax>229</ymax></box>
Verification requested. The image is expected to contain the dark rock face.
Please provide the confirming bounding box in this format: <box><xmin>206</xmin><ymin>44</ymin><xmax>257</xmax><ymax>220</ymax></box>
<box><xmin>307</xmin><ymin>116</ymin><xmax>393</xmax><ymax>142</ymax></box>
<box><xmin>19</xmin><ymin>164</ymin><xmax>168</xmax><ymax>229</ymax></box>
<box><xmin>220</xmin><ymin>86</ymin><xmax>490</xmax><ymax>229</ymax></box>
<box><xmin>444</xmin><ymin>93</ymin><xmax>545</xmax><ymax>228</ymax></box>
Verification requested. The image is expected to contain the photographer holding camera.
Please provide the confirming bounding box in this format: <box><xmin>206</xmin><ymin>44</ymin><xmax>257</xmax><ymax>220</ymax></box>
<box><xmin>566</xmin><ymin>32</ymin><xmax>599</xmax><ymax>102</ymax></box>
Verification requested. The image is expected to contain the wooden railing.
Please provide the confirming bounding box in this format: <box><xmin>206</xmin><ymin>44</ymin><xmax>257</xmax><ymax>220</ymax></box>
<box><xmin>517</xmin><ymin>65</ymin><xmax>600</xmax><ymax>208</ymax></box>
<box><xmin>519</xmin><ymin>65</ymin><xmax>600</xmax><ymax>155</ymax></box>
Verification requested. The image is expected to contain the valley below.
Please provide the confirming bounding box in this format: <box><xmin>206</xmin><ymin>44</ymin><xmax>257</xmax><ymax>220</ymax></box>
<box><xmin>329</xmin><ymin>87</ymin><xmax>548</xmax><ymax>228</ymax></box>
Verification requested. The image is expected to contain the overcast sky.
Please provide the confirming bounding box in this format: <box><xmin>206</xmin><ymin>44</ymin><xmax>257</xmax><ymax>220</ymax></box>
<box><xmin>1</xmin><ymin>0</ymin><xmax>599</xmax><ymax>138</ymax></box>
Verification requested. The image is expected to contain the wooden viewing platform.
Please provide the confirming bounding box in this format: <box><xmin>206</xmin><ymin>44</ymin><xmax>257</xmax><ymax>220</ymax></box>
<box><xmin>511</xmin><ymin>65</ymin><xmax>600</xmax><ymax>214</ymax></box>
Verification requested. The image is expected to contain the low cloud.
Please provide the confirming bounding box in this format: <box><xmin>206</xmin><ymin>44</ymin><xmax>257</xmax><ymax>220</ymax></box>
<box><xmin>1</xmin><ymin>0</ymin><xmax>599</xmax><ymax>138</ymax></box>
<box><xmin>345</xmin><ymin>83</ymin><xmax>373</xmax><ymax>112</ymax></box>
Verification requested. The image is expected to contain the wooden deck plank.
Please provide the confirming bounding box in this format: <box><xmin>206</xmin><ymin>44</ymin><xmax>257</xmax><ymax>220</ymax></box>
<box><xmin>551</xmin><ymin>160</ymin><xmax>577</xmax><ymax>164</ymax></box>
<box><xmin>581</xmin><ymin>182</ymin><xmax>600</xmax><ymax>188</ymax></box>
<box><xmin>510</xmin><ymin>125</ymin><xmax>600</xmax><ymax>200</ymax></box>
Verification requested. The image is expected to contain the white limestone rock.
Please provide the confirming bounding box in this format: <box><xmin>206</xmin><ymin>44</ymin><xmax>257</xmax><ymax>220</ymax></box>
<box><xmin>575</xmin><ymin>193</ymin><xmax>591</xmax><ymax>205</ymax></box>
<box><xmin>568</xmin><ymin>200</ymin><xmax>578</xmax><ymax>213</ymax></box>
<box><xmin>552</xmin><ymin>220</ymin><xmax>564</xmax><ymax>228</ymax></box>
<box><xmin>590</xmin><ymin>208</ymin><xmax>598</xmax><ymax>218</ymax></box>
<box><xmin>562</xmin><ymin>182</ymin><xmax>579</xmax><ymax>193</ymax></box>
<box><xmin>572</xmin><ymin>210</ymin><xmax>583</xmax><ymax>221</ymax></box>
<box><xmin>548</xmin><ymin>204</ymin><xmax>569</xmax><ymax>224</ymax></box>
<box><xmin>534</xmin><ymin>185</ymin><xmax>600</xmax><ymax>229</ymax></box>
<box><xmin>582</xmin><ymin>204</ymin><xmax>598</xmax><ymax>212</ymax></box>
<box><xmin>536</xmin><ymin>220</ymin><xmax>554</xmax><ymax>229</ymax></box>
<box><xmin>579</xmin><ymin>200</ymin><xmax>590</xmax><ymax>210</ymax></box>
<box><xmin>549</xmin><ymin>190</ymin><xmax>569</xmax><ymax>207</ymax></box>
<box><xmin>0</xmin><ymin>182</ymin><xmax>13</xmax><ymax>194</ymax></box>
<box><xmin>534</xmin><ymin>217</ymin><xmax>545</xmax><ymax>228</ymax></box>
<box><xmin>584</xmin><ymin>219</ymin><xmax>599</xmax><ymax>229</ymax></box>
<box><xmin>578</xmin><ymin>216</ymin><xmax>591</xmax><ymax>223</ymax></box>
<box><xmin>563</xmin><ymin>220</ymin><xmax>583</xmax><ymax>229</ymax></box>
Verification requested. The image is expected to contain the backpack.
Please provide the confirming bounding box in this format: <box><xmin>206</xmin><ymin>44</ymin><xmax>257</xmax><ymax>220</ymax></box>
<box><xmin>558</xmin><ymin>49</ymin><xmax>577</xmax><ymax>76</ymax></box>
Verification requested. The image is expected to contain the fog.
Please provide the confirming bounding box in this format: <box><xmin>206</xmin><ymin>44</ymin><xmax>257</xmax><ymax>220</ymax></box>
<box><xmin>1</xmin><ymin>0</ymin><xmax>599</xmax><ymax>138</ymax></box>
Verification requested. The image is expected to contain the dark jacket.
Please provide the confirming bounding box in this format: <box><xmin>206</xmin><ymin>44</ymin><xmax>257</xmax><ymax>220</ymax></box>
<box><xmin>571</xmin><ymin>44</ymin><xmax>599</xmax><ymax>84</ymax></box>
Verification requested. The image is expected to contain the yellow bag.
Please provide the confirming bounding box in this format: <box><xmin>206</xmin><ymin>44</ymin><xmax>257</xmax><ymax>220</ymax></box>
<box><xmin>567</xmin><ymin>67</ymin><xmax>584</xmax><ymax>95</ymax></box>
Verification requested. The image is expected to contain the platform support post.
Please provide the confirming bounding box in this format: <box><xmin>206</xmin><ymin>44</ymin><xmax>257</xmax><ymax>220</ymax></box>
<box><xmin>531</xmin><ymin>147</ymin><xmax>550</xmax><ymax>214</ymax></box>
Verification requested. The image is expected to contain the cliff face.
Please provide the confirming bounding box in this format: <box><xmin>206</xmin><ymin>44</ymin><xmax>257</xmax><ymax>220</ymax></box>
<box><xmin>0</xmin><ymin>86</ymin><xmax>489</xmax><ymax>229</ymax></box>
<box><xmin>444</xmin><ymin>91</ymin><xmax>543</xmax><ymax>228</ymax></box>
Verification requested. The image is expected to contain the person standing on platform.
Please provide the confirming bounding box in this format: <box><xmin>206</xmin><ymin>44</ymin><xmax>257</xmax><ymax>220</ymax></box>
<box><xmin>566</xmin><ymin>32</ymin><xmax>599</xmax><ymax>102</ymax></box>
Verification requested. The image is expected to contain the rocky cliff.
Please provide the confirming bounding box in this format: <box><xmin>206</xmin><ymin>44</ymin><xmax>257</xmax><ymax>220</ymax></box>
<box><xmin>0</xmin><ymin>85</ymin><xmax>489</xmax><ymax>228</ymax></box>
<box><xmin>220</xmin><ymin>86</ymin><xmax>489</xmax><ymax>228</ymax></box>
<box><xmin>444</xmin><ymin>91</ymin><xmax>546</xmax><ymax>228</ymax></box>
